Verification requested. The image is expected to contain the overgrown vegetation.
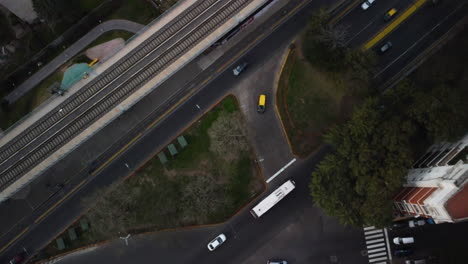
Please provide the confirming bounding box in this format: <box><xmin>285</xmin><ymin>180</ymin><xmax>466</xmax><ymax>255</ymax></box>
<box><xmin>310</xmin><ymin>25</ymin><xmax>468</xmax><ymax>227</ymax></box>
<box><xmin>277</xmin><ymin>10</ymin><xmax>375</xmax><ymax>156</ymax></box>
<box><xmin>78</xmin><ymin>96</ymin><xmax>262</xmax><ymax>241</ymax></box>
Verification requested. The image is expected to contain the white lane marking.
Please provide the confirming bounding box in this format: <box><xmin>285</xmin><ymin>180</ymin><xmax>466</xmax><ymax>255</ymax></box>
<box><xmin>363</xmin><ymin>226</ymin><xmax>375</xmax><ymax>231</ymax></box>
<box><xmin>374</xmin><ymin>1</ymin><xmax>467</xmax><ymax>78</ymax></box>
<box><xmin>384</xmin><ymin>228</ymin><xmax>392</xmax><ymax>260</ymax></box>
<box><xmin>266</xmin><ymin>158</ymin><xmax>296</xmax><ymax>183</ymax></box>
<box><xmin>345</xmin><ymin>20</ymin><xmax>374</xmax><ymax>45</ymax></box>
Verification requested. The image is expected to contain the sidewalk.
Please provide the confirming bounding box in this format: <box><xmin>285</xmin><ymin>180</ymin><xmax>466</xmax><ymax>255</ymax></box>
<box><xmin>0</xmin><ymin>0</ymin><xmax>273</xmax><ymax>203</ymax></box>
<box><xmin>0</xmin><ymin>0</ymin><xmax>195</xmax><ymax>148</ymax></box>
<box><xmin>4</xmin><ymin>19</ymin><xmax>144</xmax><ymax>105</ymax></box>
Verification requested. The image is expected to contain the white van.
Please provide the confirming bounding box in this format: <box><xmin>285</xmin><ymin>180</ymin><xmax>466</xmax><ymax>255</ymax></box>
<box><xmin>393</xmin><ymin>237</ymin><xmax>415</xmax><ymax>245</ymax></box>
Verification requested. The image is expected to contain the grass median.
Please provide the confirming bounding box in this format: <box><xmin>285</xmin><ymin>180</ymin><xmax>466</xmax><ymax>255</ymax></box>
<box><xmin>35</xmin><ymin>95</ymin><xmax>264</xmax><ymax>260</ymax></box>
<box><xmin>277</xmin><ymin>42</ymin><xmax>366</xmax><ymax>157</ymax></box>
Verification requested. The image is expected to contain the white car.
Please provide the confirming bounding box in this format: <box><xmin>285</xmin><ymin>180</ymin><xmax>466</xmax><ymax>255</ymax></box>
<box><xmin>207</xmin><ymin>234</ymin><xmax>227</xmax><ymax>251</ymax></box>
<box><xmin>393</xmin><ymin>237</ymin><xmax>415</xmax><ymax>245</ymax></box>
<box><xmin>361</xmin><ymin>0</ymin><xmax>376</xmax><ymax>10</ymax></box>
<box><xmin>408</xmin><ymin>219</ymin><xmax>426</xmax><ymax>228</ymax></box>
<box><xmin>405</xmin><ymin>259</ymin><xmax>427</xmax><ymax>264</ymax></box>
<box><xmin>268</xmin><ymin>261</ymin><xmax>287</xmax><ymax>264</ymax></box>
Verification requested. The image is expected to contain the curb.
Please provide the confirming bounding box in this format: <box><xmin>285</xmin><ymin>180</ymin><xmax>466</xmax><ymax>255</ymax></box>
<box><xmin>273</xmin><ymin>45</ymin><xmax>297</xmax><ymax>158</ymax></box>
<box><xmin>34</xmin><ymin>94</ymin><xmax>268</xmax><ymax>263</ymax></box>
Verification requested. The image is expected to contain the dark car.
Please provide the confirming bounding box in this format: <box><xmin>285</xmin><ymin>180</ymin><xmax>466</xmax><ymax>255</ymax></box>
<box><xmin>394</xmin><ymin>248</ymin><xmax>414</xmax><ymax>257</ymax></box>
<box><xmin>9</xmin><ymin>248</ymin><xmax>27</xmax><ymax>264</ymax></box>
<box><xmin>391</xmin><ymin>221</ymin><xmax>408</xmax><ymax>229</ymax></box>
<box><xmin>392</xmin><ymin>218</ymin><xmax>435</xmax><ymax>229</ymax></box>
<box><xmin>9</xmin><ymin>254</ymin><xmax>25</xmax><ymax>264</ymax></box>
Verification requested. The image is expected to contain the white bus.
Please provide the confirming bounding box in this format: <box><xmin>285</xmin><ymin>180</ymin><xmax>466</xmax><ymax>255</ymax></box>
<box><xmin>250</xmin><ymin>179</ymin><xmax>296</xmax><ymax>218</ymax></box>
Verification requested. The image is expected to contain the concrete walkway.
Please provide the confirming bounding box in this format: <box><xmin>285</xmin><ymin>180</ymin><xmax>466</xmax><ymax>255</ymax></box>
<box><xmin>4</xmin><ymin>19</ymin><xmax>144</xmax><ymax>104</ymax></box>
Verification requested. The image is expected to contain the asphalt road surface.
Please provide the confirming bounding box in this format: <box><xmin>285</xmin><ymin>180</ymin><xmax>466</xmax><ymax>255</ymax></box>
<box><xmin>56</xmin><ymin>152</ymin><xmax>367</xmax><ymax>264</ymax></box>
<box><xmin>336</xmin><ymin>0</ymin><xmax>468</xmax><ymax>86</ymax></box>
<box><xmin>1</xmin><ymin>0</ymin><xmax>467</xmax><ymax>263</ymax></box>
<box><xmin>1</xmin><ymin>0</ymin><xmax>342</xmax><ymax>262</ymax></box>
<box><xmin>388</xmin><ymin>220</ymin><xmax>468</xmax><ymax>264</ymax></box>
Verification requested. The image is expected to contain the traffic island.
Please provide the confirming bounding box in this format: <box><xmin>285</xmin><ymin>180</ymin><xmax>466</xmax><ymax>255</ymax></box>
<box><xmin>276</xmin><ymin>12</ymin><xmax>375</xmax><ymax>157</ymax></box>
<box><xmin>33</xmin><ymin>95</ymin><xmax>264</xmax><ymax>261</ymax></box>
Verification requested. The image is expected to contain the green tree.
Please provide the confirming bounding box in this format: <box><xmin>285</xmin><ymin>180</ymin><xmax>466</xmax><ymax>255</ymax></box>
<box><xmin>311</xmin><ymin>98</ymin><xmax>412</xmax><ymax>227</ymax></box>
<box><xmin>32</xmin><ymin>0</ymin><xmax>84</xmax><ymax>27</ymax></box>
<box><xmin>0</xmin><ymin>12</ymin><xmax>13</xmax><ymax>46</ymax></box>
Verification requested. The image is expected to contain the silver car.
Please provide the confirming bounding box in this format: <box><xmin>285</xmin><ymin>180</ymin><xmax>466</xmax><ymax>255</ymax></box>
<box><xmin>361</xmin><ymin>0</ymin><xmax>376</xmax><ymax>10</ymax></box>
<box><xmin>207</xmin><ymin>233</ymin><xmax>227</xmax><ymax>251</ymax></box>
<box><xmin>233</xmin><ymin>62</ymin><xmax>248</xmax><ymax>76</ymax></box>
<box><xmin>380</xmin><ymin>41</ymin><xmax>393</xmax><ymax>53</ymax></box>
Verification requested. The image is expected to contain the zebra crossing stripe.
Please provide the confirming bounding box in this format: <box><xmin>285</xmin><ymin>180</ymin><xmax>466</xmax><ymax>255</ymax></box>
<box><xmin>364</xmin><ymin>229</ymin><xmax>382</xmax><ymax>235</ymax></box>
<box><xmin>367</xmin><ymin>242</ymin><xmax>385</xmax><ymax>249</ymax></box>
<box><xmin>368</xmin><ymin>247</ymin><xmax>386</xmax><ymax>254</ymax></box>
<box><xmin>363</xmin><ymin>226</ymin><xmax>390</xmax><ymax>264</ymax></box>
<box><xmin>366</xmin><ymin>238</ymin><xmax>384</xmax><ymax>245</ymax></box>
<box><xmin>369</xmin><ymin>256</ymin><xmax>388</xmax><ymax>263</ymax></box>
<box><xmin>366</xmin><ymin>233</ymin><xmax>383</xmax><ymax>240</ymax></box>
<box><xmin>369</xmin><ymin>251</ymin><xmax>387</xmax><ymax>258</ymax></box>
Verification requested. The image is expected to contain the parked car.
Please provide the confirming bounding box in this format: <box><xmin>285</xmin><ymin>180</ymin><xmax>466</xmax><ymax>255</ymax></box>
<box><xmin>9</xmin><ymin>255</ymin><xmax>24</xmax><ymax>264</ymax></box>
<box><xmin>267</xmin><ymin>261</ymin><xmax>287</xmax><ymax>264</ymax></box>
<box><xmin>361</xmin><ymin>0</ymin><xmax>376</xmax><ymax>10</ymax></box>
<box><xmin>392</xmin><ymin>218</ymin><xmax>435</xmax><ymax>229</ymax></box>
<box><xmin>406</xmin><ymin>259</ymin><xmax>427</xmax><ymax>264</ymax></box>
<box><xmin>409</xmin><ymin>219</ymin><xmax>426</xmax><ymax>227</ymax></box>
<box><xmin>233</xmin><ymin>62</ymin><xmax>248</xmax><ymax>76</ymax></box>
<box><xmin>380</xmin><ymin>41</ymin><xmax>393</xmax><ymax>53</ymax></box>
<box><xmin>207</xmin><ymin>233</ymin><xmax>227</xmax><ymax>251</ymax></box>
<box><xmin>9</xmin><ymin>248</ymin><xmax>27</xmax><ymax>264</ymax></box>
<box><xmin>393</xmin><ymin>236</ymin><xmax>415</xmax><ymax>245</ymax></box>
<box><xmin>394</xmin><ymin>248</ymin><xmax>414</xmax><ymax>257</ymax></box>
<box><xmin>391</xmin><ymin>221</ymin><xmax>408</xmax><ymax>229</ymax></box>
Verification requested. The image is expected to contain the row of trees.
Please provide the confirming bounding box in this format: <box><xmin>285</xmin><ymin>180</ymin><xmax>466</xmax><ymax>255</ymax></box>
<box><xmin>310</xmin><ymin>78</ymin><xmax>468</xmax><ymax>227</ymax></box>
<box><xmin>32</xmin><ymin>0</ymin><xmax>89</xmax><ymax>29</ymax></box>
<box><xmin>303</xmin><ymin>10</ymin><xmax>468</xmax><ymax>227</ymax></box>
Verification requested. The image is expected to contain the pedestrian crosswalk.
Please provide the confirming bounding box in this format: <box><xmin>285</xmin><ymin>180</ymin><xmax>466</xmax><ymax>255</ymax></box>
<box><xmin>363</xmin><ymin>226</ymin><xmax>392</xmax><ymax>264</ymax></box>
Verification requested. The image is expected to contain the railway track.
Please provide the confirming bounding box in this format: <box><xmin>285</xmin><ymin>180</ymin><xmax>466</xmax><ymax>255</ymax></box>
<box><xmin>0</xmin><ymin>0</ymin><xmax>253</xmax><ymax>191</ymax></box>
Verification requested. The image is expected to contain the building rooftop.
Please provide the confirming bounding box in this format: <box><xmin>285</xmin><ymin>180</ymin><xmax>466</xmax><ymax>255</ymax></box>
<box><xmin>446</xmin><ymin>183</ymin><xmax>468</xmax><ymax>220</ymax></box>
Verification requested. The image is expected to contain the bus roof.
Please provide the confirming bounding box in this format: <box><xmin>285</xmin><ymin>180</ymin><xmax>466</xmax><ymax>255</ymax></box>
<box><xmin>251</xmin><ymin>180</ymin><xmax>295</xmax><ymax>218</ymax></box>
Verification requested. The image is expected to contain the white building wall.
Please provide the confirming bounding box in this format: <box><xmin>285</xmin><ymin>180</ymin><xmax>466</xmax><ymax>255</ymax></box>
<box><xmin>404</xmin><ymin>133</ymin><xmax>468</xmax><ymax>223</ymax></box>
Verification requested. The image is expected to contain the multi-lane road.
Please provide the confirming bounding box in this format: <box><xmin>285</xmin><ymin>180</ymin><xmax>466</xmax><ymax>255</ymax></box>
<box><xmin>336</xmin><ymin>0</ymin><xmax>468</xmax><ymax>86</ymax></box>
<box><xmin>1</xmin><ymin>0</ymin><xmax>467</xmax><ymax>263</ymax></box>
